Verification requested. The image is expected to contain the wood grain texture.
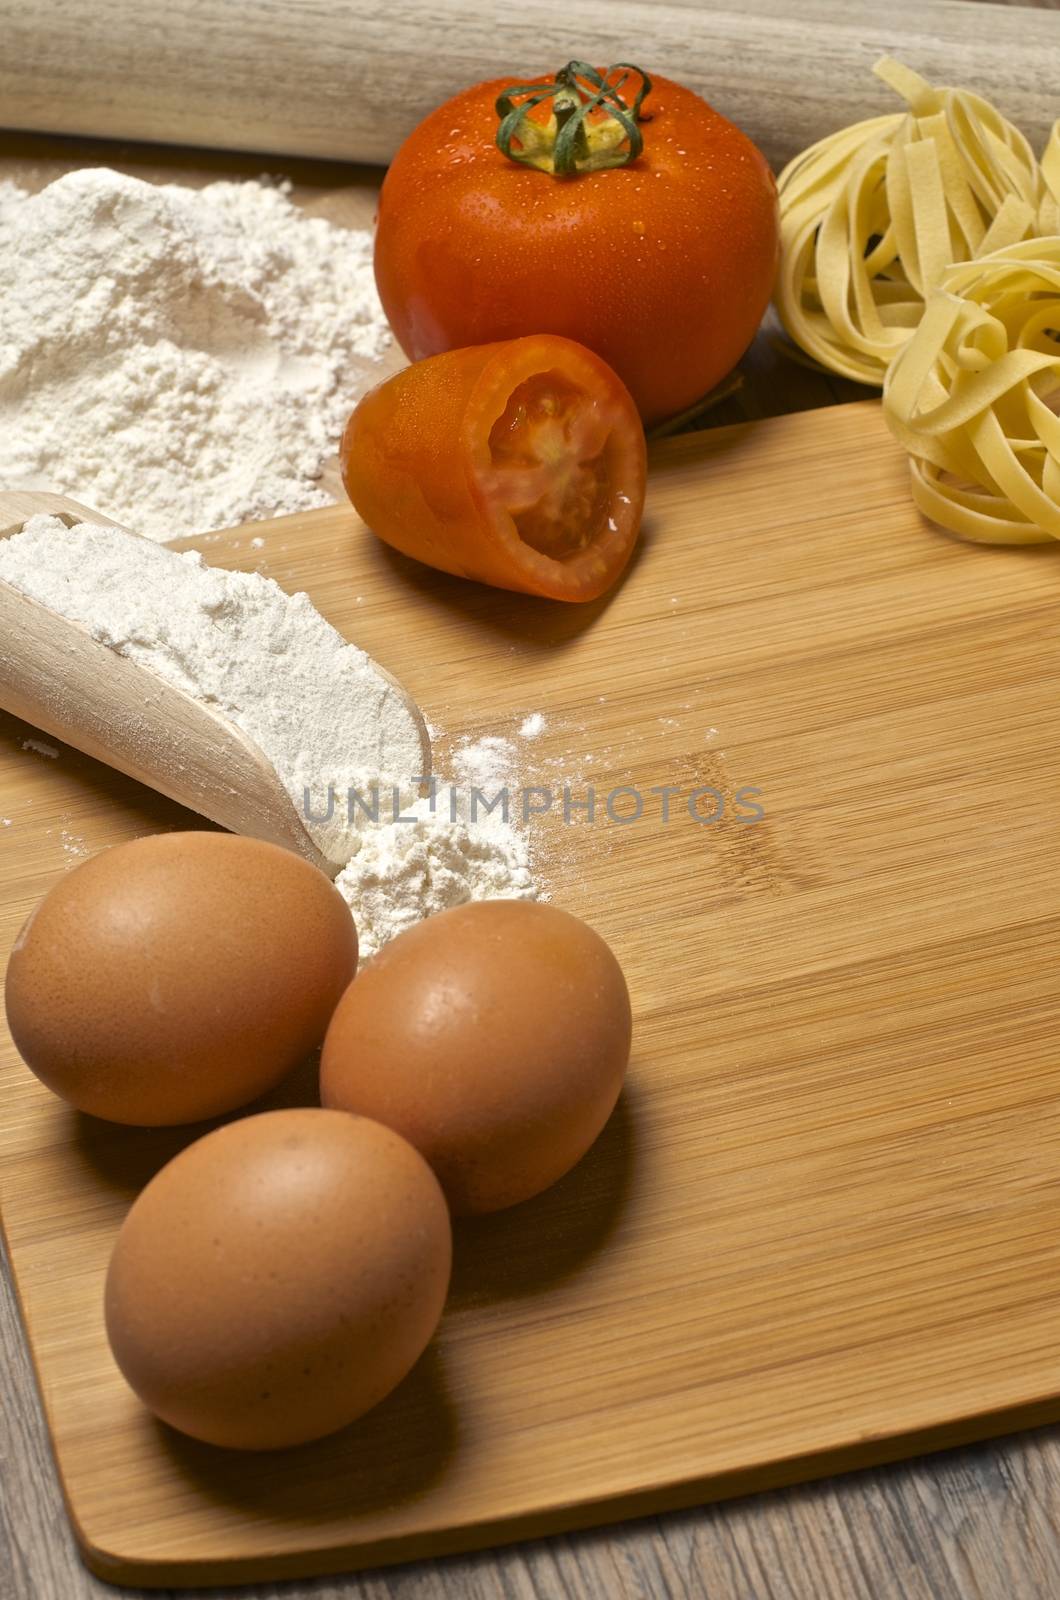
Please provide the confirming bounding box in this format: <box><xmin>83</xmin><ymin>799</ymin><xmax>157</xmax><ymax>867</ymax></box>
<box><xmin>5</xmin><ymin>1225</ymin><xmax>1060</xmax><ymax>1600</ymax></box>
<box><xmin>3</xmin><ymin>400</ymin><xmax>1060</xmax><ymax>1589</ymax></box>
<box><xmin>0</xmin><ymin>0</ymin><xmax>1057</xmax><ymax>173</ymax></box>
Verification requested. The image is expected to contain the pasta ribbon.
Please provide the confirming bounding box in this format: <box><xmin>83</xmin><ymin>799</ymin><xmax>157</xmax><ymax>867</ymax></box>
<box><xmin>776</xmin><ymin>57</ymin><xmax>1060</xmax><ymax>385</ymax></box>
<box><xmin>882</xmin><ymin>240</ymin><xmax>1060</xmax><ymax>544</ymax></box>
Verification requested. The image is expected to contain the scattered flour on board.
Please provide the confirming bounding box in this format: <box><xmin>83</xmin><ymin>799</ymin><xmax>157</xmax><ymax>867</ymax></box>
<box><xmin>336</xmin><ymin>730</ymin><xmax>538</xmax><ymax>959</ymax></box>
<box><xmin>334</xmin><ymin>782</ymin><xmax>535</xmax><ymax>959</ymax></box>
<box><xmin>451</xmin><ymin>734</ymin><xmax>517</xmax><ymax>790</ymax></box>
<box><xmin>21</xmin><ymin>738</ymin><xmax>59</xmax><ymax>759</ymax></box>
<box><xmin>0</xmin><ymin>518</ymin><xmax>539</xmax><ymax>949</ymax></box>
<box><xmin>0</xmin><ymin>168</ymin><xmax>390</xmax><ymax>539</ymax></box>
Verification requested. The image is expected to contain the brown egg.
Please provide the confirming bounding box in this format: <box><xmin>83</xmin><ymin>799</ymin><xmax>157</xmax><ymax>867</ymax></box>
<box><xmin>320</xmin><ymin>900</ymin><xmax>632</xmax><ymax>1214</ymax></box>
<box><xmin>4</xmin><ymin>832</ymin><xmax>358</xmax><ymax>1126</ymax></box>
<box><xmin>104</xmin><ymin>1107</ymin><xmax>451</xmax><ymax>1450</ymax></box>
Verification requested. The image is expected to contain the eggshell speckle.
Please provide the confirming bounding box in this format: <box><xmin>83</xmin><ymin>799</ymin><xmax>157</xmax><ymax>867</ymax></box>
<box><xmin>321</xmin><ymin>899</ymin><xmax>632</xmax><ymax>1213</ymax></box>
<box><xmin>104</xmin><ymin>1108</ymin><xmax>451</xmax><ymax>1449</ymax></box>
<box><xmin>4</xmin><ymin>832</ymin><xmax>358</xmax><ymax>1125</ymax></box>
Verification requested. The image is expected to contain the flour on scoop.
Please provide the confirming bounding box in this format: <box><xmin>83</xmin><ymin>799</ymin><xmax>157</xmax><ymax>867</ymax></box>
<box><xmin>0</xmin><ymin>517</ymin><xmax>539</xmax><ymax>943</ymax></box>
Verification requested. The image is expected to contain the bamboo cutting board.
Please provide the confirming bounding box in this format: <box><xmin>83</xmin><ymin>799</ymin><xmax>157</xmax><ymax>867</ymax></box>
<box><xmin>2</xmin><ymin>399</ymin><xmax>1060</xmax><ymax>1589</ymax></box>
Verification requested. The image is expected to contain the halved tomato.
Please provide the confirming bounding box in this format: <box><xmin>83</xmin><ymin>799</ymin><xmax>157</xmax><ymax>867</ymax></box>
<box><xmin>340</xmin><ymin>334</ymin><xmax>646</xmax><ymax>601</ymax></box>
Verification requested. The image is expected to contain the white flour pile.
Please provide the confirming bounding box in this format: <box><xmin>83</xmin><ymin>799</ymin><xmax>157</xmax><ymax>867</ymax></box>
<box><xmin>0</xmin><ymin>518</ymin><xmax>537</xmax><ymax>950</ymax></box>
<box><xmin>0</xmin><ymin>168</ymin><xmax>390</xmax><ymax>538</ymax></box>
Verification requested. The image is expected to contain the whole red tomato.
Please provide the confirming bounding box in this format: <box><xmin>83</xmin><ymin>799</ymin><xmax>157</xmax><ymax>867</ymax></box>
<box><xmin>374</xmin><ymin>63</ymin><xmax>779</xmax><ymax>427</ymax></box>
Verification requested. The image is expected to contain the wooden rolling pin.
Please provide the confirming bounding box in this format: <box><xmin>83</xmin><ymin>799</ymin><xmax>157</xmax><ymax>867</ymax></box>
<box><xmin>0</xmin><ymin>0</ymin><xmax>1055</xmax><ymax>173</ymax></box>
<box><xmin>0</xmin><ymin>493</ymin><xmax>430</xmax><ymax>876</ymax></box>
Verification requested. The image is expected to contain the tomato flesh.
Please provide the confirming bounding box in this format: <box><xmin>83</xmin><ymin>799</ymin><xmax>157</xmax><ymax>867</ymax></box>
<box><xmin>341</xmin><ymin>334</ymin><xmax>646</xmax><ymax>602</ymax></box>
<box><xmin>483</xmin><ymin>373</ymin><xmax>619</xmax><ymax>561</ymax></box>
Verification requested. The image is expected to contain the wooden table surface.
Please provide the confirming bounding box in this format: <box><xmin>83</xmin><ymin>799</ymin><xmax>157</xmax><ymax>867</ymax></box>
<box><xmin>3</xmin><ymin>0</ymin><xmax>1060</xmax><ymax>1593</ymax></box>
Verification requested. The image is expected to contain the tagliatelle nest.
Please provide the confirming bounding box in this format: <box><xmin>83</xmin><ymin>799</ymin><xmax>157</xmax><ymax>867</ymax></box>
<box><xmin>776</xmin><ymin>57</ymin><xmax>1060</xmax><ymax>385</ymax></box>
<box><xmin>882</xmin><ymin>239</ymin><xmax>1060</xmax><ymax>544</ymax></box>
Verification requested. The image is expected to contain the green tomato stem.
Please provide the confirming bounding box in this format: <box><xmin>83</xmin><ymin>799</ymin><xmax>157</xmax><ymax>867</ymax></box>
<box><xmin>495</xmin><ymin>61</ymin><xmax>653</xmax><ymax>178</ymax></box>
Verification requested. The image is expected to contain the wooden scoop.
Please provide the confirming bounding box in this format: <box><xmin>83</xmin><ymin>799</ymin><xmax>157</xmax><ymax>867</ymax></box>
<box><xmin>0</xmin><ymin>492</ymin><xmax>431</xmax><ymax>876</ymax></box>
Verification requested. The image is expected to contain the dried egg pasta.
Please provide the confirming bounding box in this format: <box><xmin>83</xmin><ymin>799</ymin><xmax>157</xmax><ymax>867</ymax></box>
<box><xmin>883</xmin><ymin>240</ymin><xmax>1060</xmax><ymax>544</ymax></box>
<box><xmin>776</xmin><ymin>57</ymin><xmax>1060</xmax><ymax>385</ymax></box>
